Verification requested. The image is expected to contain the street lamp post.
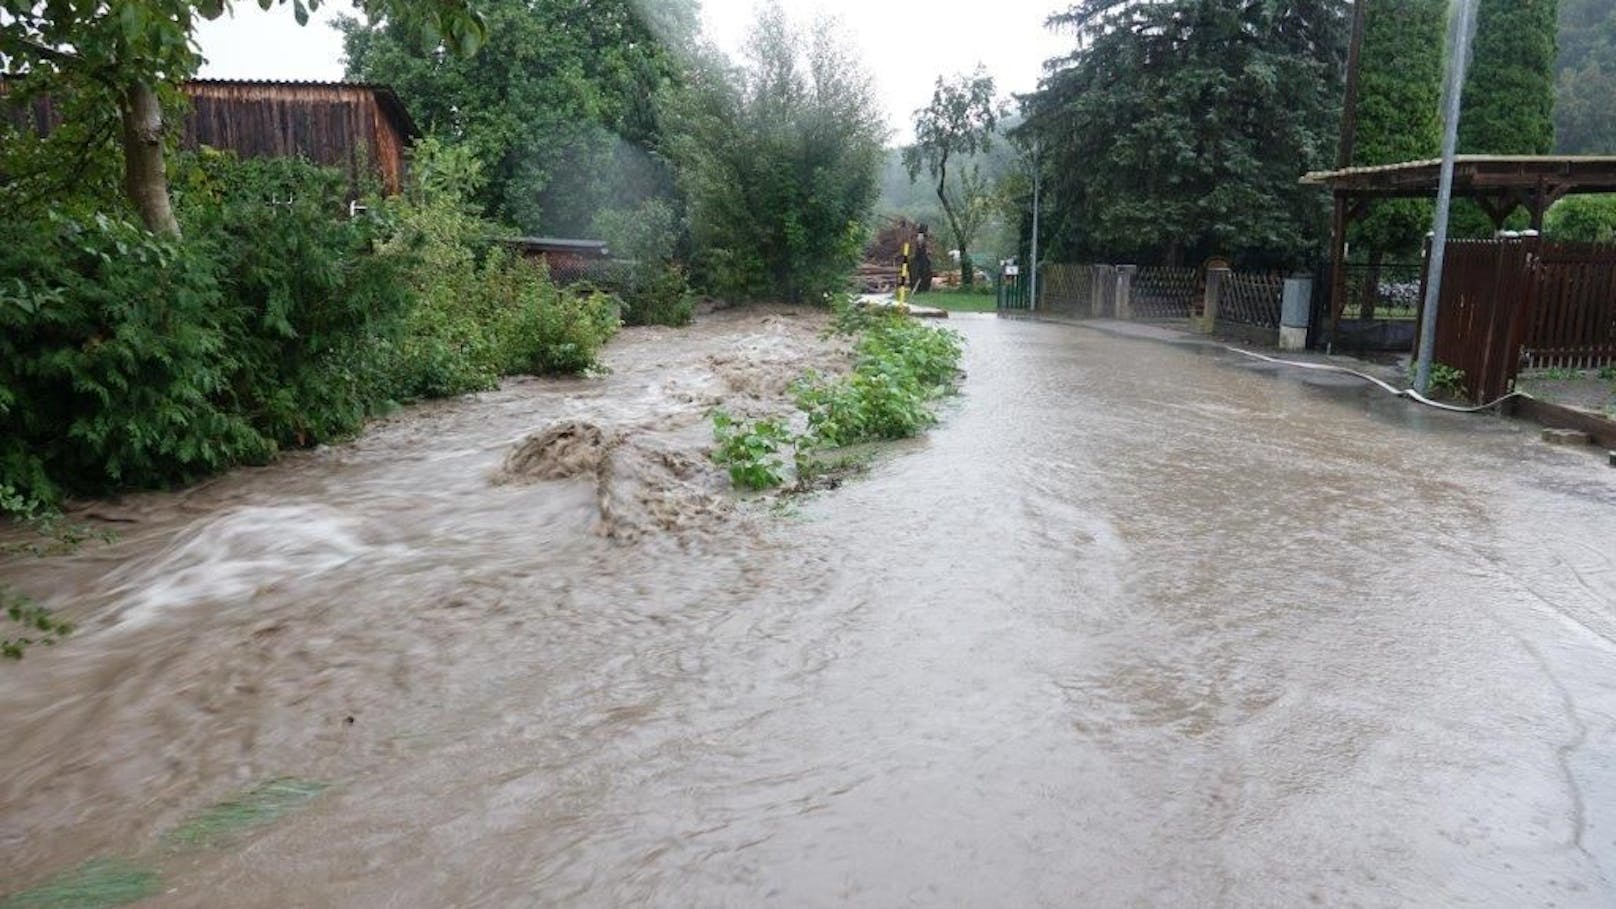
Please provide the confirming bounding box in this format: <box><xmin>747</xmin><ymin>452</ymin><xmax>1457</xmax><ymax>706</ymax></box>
<box><xmin>1414</xmin><ymin>0</ymin><xmax>1480</xmax><ymax>395</ymax></box>
<box><xmin>1029</xmin><ymin>140</ymin><xmax>1041</xmax><ymax>312</ymax></box>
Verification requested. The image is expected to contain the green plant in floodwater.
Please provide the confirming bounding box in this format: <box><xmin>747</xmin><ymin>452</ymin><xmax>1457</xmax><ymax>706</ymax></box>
<box><xmin>163</xmin><ymin>778</ymin><xmax>328</xmax><ymax>849</ymax></box>
<box><xmin>2</xmin><ymin>485</ymin><xmax>85</xmax><ymax>660</ymax></box>
<box><xmin>1599</xmin><ymin>365</ymin><xmax>1616</xmax><ymax>381</ymax></box>
<box><xmin>2</xmin><ymin>587</ymin><xmax>73</xmax><ymax>660</ymax></box>
<box><xmin>1428</xmin><ymin>363</ymin><xmax>1468</xmax><ymax>398</ymax></box>
<box><xmin>1539</xmin><ymin>366</ymin><xmax>1582</xmax><ymax>381</ymax></box>
<box><xmin>0</xmin><ymin>858</ymin><xmax>160</xmax><ymax>909</ymax></box>
<box><xmin>710</xmin><ymin>411</ymin><xmax>792</xmax><ymax>490</ymax></box>
<box><xmin>712</xmin><ymin>304</ymin><xmax>964</xmax><ymax>493</ymax></box>
<box><xmin>1407</xmin><ymin>362</ymin><xmax>1467</xmax><ymax>398</ymax></box>
<box><xmin>794</xmin><ymin>315</ymin><xmax>963</xmax><ymax>447</ymax></box>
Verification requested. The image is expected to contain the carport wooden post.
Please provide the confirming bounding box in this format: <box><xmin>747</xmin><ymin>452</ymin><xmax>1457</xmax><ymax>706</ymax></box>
<box><xmin>1116</xmin><ymin>266</ymin><xmax>1137</xmax><ymax>320</ymax></box>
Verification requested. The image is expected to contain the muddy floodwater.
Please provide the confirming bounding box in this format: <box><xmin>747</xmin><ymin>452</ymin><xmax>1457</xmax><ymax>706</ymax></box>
<box><xmin>5</xmin><ymin>309</ymin><xmax>1616</xmax><ymax>907</ymax></box>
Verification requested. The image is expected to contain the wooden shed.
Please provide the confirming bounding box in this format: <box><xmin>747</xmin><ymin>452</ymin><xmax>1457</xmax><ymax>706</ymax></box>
<box><xmin>3</xmin><ymin>78</ymin><xmax>419</xmax><ymax>194</ymax></box>
<box><xmin>504</xmin><ymin>237</ymin><xmax>614</xmax><ymax>284</ymax></box>
<box><xmin>181</xmin><ymin>80</ymin><xmax>419</xmax><ymax>194</ymax></box>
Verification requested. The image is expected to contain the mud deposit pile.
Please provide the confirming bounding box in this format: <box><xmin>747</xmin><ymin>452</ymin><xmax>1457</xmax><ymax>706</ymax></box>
<box><xmin>490</xmin><ymin>310</ymin><xmax>851</xmax><ymax>541</ymax></box>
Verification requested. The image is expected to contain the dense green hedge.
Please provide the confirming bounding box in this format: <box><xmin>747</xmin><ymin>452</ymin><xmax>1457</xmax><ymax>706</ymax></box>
<box><xmin>0</xmin><ymin>153</ymin><xmax>620</xmax><ymax>510</ymax></box>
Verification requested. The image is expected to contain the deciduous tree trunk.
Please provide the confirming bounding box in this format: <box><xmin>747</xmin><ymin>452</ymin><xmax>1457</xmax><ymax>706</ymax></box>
<box><xmin>933</xmin><ymin>151</ymin><xmax>975</xmax><ymax>289</ymax></box>
<box><xmin>121</xmin><ymin>82</ymin><xmax>179</xmax><ymax>237</ymax></box>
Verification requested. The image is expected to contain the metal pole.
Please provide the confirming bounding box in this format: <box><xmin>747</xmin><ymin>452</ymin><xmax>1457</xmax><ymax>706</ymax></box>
<box><xmin>1030</xmin><ymin>141</ymin><xmax>1041</xmax><ymax>312</ymax></box>
<box><xmin>1415</xmin><ymin>0</ymin><xmax>1479</xmax><ymax>394</ymax></box>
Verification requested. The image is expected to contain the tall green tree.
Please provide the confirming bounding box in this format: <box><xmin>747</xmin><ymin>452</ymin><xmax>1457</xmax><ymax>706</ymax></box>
<box><xmin>665</xmin><ymin>2</ymin><xmax>885</xmax><ymax>302</ymax></box>
<box><xmin>1460</xmin><ymin>0</ymin><xmax>1558</xmax><ymax>156</ymax></box>
<box><xmin>1</xmin><ymin>0</ymin><xmax>485</xmax><ymax>234</ymax></box>
<box><xmin>1447</xmin><ymin>0</ymin><xmax>1556</xmax><ymax>236</ymax></box>
<box><xmin>1021</xmin><ymin>0</ymin><xmax>1349</xmax><ymax>266</ymax></box>
<box><xmin>903</xmin><ymin>69</ymin><xmax>1001</xmax><ymax>288</ymax></box>
<box><xmin>1348</xmin><ymin>0</ymin><xmax>1444</xmax><ymax>263</ymax></box>
<box><xmin>341</xmin><ymin>0</ymin><xmax>695</xmax><ymax>235</ymax></box>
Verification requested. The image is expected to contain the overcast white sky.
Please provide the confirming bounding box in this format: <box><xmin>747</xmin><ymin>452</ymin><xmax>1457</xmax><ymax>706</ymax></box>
<box><xmin>194</xmin><ymin>0</ymin><xmax>1073</xmax><ymax>141</ymax></box>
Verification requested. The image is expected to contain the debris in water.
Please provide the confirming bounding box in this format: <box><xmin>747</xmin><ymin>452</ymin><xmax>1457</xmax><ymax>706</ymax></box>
<box><xmin>497</xmin><ymin>421</ymin><xmax>613</xmax><ymax>482</ymax></box>
<box><xmin>496</xmin><ymin>420</ymin><xmax>729</xmax><ymax>541</ymax></box>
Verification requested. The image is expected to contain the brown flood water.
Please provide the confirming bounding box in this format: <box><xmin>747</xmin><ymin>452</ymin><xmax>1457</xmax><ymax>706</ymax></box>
<box><xmin>4</xmin><ymin>309</ymin><xmax>1616</xmax><ymax>907</ymax></box>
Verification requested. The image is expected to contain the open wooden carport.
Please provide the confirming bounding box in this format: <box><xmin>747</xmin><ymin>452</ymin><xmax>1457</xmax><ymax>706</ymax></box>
<box><xmin>1301</xmin><ymin>156</ymin><xmax>1616</xmax><ymax>324</ymax></box>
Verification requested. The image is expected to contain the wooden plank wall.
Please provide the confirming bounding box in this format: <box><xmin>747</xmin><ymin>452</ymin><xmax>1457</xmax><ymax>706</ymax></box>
<box><xmin>181</xmin><ymin>84</ymin><xmax>407</xmax><ymax>193</ymax></box>
<box><xmin>4</xmin><ymin>81</ymin><xmax>410</xmax><ymax>194</ymax></box>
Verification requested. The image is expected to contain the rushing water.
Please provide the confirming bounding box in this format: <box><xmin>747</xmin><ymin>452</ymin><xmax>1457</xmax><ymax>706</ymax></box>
<box><xmin>4</xmin><ymin>310</ymin><xmax>1616</xmax><ymax>906</ymax></box>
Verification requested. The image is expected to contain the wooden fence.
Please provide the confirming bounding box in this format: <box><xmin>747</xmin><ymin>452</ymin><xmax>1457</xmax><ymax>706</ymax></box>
<box><xmin>1521</xmin><ymin>246</ymin><xmax>1616</xmax><ymax>369</ymax></box>
<box><xmin>1420</xmin><ymin>238</ymin><xmax>1616</xmax><ymax>402</ymax></box>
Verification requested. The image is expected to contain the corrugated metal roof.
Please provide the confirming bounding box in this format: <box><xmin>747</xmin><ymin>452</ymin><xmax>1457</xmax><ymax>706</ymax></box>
<box><xmin>507</xmin><ymin>237</ymin><xmax>610</xmax><ymax>250</ymax></box>
<box><xmin>504</xmin><ymin>237</ymin><xmax>612</xmax><ymax>258</ymax></box>
<box><xmin>188</xmin><ymin>77</ymin><xmax>398</xmax><ymax>91</ymax></box>
<box><xmin>185</xmin><ymin>78</ymin><xmax>420</xmax><ymax>138</ymax></box>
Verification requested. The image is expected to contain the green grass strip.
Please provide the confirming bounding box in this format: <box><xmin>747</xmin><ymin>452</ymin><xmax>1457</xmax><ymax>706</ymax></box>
<box><xmin>0</xmin><ymin>858</ymin><xmax>161</xmax><ymax>909</ymax></box>
<box><xmin>162</xmin><ymin>778</ymin><xmax>328</xmax><ymax>850</ymax></box>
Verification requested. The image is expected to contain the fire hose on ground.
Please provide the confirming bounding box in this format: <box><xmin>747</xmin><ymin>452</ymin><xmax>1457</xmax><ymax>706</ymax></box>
<box><xmin>1220</xmin><ymin>345</ymin><xmax>1530</xmax><ymax>414</ymax></box>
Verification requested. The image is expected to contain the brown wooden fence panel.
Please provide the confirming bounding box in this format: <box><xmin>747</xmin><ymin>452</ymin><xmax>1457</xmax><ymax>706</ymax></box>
<box><xmin>1522</xmin><ymin>244</ymin><xmax>1616</xmax><ymax>369</ymax></box>
<box><xmin>1422</xmin><ymin>239</ymin><xmax>1616</xmax><ymax>403</ymax></box>
<box><xmin>1424</xmin><ymin>239</ymin><xmax>1535</xmax><ymax>403</ymax></box>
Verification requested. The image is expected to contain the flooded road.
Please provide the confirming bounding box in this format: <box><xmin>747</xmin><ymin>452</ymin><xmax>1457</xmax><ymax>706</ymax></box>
<box><xmin>5</xmin><ymin>309</ymin><xmax>1616</xmax><ymax>907</ymax></box>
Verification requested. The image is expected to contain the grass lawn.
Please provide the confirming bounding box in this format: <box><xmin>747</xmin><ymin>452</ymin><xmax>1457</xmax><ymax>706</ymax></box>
<box><xmin>908</xmin><ymin>291</ymin><xmax>997</xmax><ymax>313</ymax></box>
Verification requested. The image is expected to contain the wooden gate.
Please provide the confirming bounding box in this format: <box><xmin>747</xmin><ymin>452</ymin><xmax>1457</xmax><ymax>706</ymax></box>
<box><xmin>1420</xmin><ymin>239</ymin><xmax>1616</xmax><ymax>403</ymax></box>
<box><xmin>1421</xmin><ymin>239</ymin><xmax>1536</xmax><ymax>403</ymax></box>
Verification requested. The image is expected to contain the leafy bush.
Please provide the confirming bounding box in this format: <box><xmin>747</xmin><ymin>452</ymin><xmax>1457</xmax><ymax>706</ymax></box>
<box><xmin>797</xmin><ymin>307</ymin><xmax>962</xmax><ymax>447</ymax></box>
<box><xmin>487</xmin><ymin>252</ymin><xmax>621</xmax><ymax>375</ymax></box>
<box><xmin>794</xmin><ymin>365</ymin><xmax>936</xmax><ymax>447</ymax></box>
<box><xmin>176</xmin><ymin>152</ymin><xmax>413</xmax><ymax>446</ymax></box>
<box><xmin>1408</xmin><ymin>361</ymin><xmax>1468</xmax><ymax>398</ymax></box>
<box><xmin>0</xmin><ymin>141</ymin><xmax>621</xmax><ymax>514</ymax></box>
<box><xmin>711</xmin><ymin>410</ymin><xmax>791</xmax><ymax>489</ymax></box>
<box><xmin>666</xmin><ymin>4</ymin><xmax>885</xmax><ymax>302</ymax></box>
<box><xmin>858</xmin><ymin>315</ymin><xmax>964</xmax><ymax>389</ymax></box>
<box><xmin>710</xmin><ymin>303</ymin><xmax>964</xmax><ymax>490</ymax></box>
<box><xmin>0</xmin><ymin>211</ymin><xmax>269</xmax><ymax>502</ymax></box>
<box><xmin>1545</xmin><ymin>195</ymin><xmax>1616</xmax><ymax>244</ymax></box>
<box><xmin>379</xmin><ymin>142</ymin><xmax>621</xmax><ymax>395</ymax></box>
<box><xmin>594</xmin><ymin>200</ymin><xmax>695</xmax><ymax>327</ymax></box>
<box><xmin>614</xmin><ymin>264</ymin><xmax>696</xmax><ymax>327</ymax></box>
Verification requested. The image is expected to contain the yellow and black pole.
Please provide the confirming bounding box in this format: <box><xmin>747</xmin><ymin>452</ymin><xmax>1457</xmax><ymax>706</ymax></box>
<box><xmin>896</xmin><ymin>242</ymin><xmax>911</xmax><ymax>307</ymax></box>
